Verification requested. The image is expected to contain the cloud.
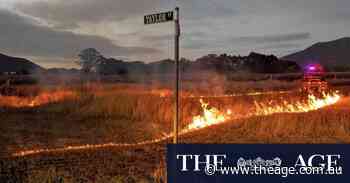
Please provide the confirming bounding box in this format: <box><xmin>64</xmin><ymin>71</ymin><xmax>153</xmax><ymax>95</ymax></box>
<box><xmin>232</xmin><ymin>32</ymin><xmax>311</xmax><ymax>44</ymax></box>
<box><xmin>139</xmin><ymin>31</ymin><xmax>209</xmax><ymax>48</ymax></box>
<box><xmin>182</xmin><ymin>32</ymin><xmax>310</xmax><ymax>50</ymax></box>
<box><xmin>0</xmin><ymin>8</ymin><xmax>159</xmax><ymax>60</ymax></box>
<box><xmin>179</xmin><ymin>0</ymin><xmax>238</xmax><ymax>19</ymax></box>
<box><xmin>141</xmin><ymin>34</ymin><xmax>173</xmax><ymax>44</ymax></box>
<box><xmin>260</xmin><ymin>43</ymin><xmax>301</xmax><ymax>49</ymax></box>
<box><xmin>15</xmin><ymin>0</ymin><xmax>238</xmax><ymax>29</ymax></box>
<box><xmin>7</xmin><ymin>0</ymin><xmax>350</xmax><ymax>61</ymax></box>
<box><xmin>15</xmin><ymin>0</ymin><xmax>164</xmax><ymax>29</ymax></box>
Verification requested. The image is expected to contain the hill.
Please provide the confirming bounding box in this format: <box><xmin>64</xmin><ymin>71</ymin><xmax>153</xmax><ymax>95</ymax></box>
<box><xmin>283</xmin><ymin>37</ymin><xmax>350</xmax><ymax>70</ymax></box>
<box><xmin>0</xmin><ymin>53</ymin><xmax>43</xmax><ymax>74</ymax></box>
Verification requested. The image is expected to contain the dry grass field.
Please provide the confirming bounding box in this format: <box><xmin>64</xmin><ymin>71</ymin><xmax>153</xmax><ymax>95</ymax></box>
<box><xmin>0</xmin><ymin>80</ymin><xmax>350</xmax><ymax>182</ymax></box>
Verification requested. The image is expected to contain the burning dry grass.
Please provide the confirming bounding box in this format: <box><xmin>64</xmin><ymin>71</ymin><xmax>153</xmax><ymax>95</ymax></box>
<box><xmin>6</xmin><ymin>95</ymin><xmax>350</xmax><ymax>182</ymax></box>
<box><xmin>0</xmin><ymin>83</ymin><xmax>345</xmax><ymax>152</ymax></box>
<box><xmin>7</xmin><ymin>88</ymin><xmax>343</xmax><ymax>157</ymax></box>
<box><xmin>0</xmin><ymin>84</ymin><xmax>177</xmax><ymax>155</ymax></box>
<box><xmin>0</xmin><ymin>85</ymin><xmax>343</xmax><ymax>145</ymax></box>
<box><xmin>254</xmin><ymin>92</ymin><xmax>340</xmax><ymax>115</ymax></box>
<box><xmin>1</xmin><ymin>83</ymin><xmax>350</xmax><ymax>182</ymax></box>
<box><xmin>0</xmin><ymin>90</ymin><xmax>77</xmax><ymax>108</ymax></box>
<box><xmin>183</xmin><ymin>101</ymin><xmax>350</xmax><ymax>144</ymax></box>
<box><xmin>188</xmin><ymin>99</ymin><xmax>232</xmax><ymax>129</ymax></box>
<box><xmin>185</xmin><ymin>92</ymin><xmax>341</xmax><ymax>131</ymax></box>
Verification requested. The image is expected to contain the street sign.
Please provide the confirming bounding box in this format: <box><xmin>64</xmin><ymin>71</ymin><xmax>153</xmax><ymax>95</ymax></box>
<box><xmin>144</xmin><ymin>11</ymin><xmax>174</xmax><ymax>25</ymax></box>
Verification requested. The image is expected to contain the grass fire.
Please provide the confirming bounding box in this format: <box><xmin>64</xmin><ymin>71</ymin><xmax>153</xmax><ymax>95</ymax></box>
<box><xmin>5</xmin><ymin>85</ymin><xmax>343</xmax><ymax>159</ymax></box>
<box><xmin>0</xmin><ymin>90</ymin><xmax>77</xmax><ymax>108</ymax></box>
<box><xmin>187</xmin><ymin>91</ymin><xmax>341</xmax><ymax>130</ymax></box>
<box><xmin>0</xmin><ymin>76</ymin><xmax>349</xmax><ymax>182</ymax></box>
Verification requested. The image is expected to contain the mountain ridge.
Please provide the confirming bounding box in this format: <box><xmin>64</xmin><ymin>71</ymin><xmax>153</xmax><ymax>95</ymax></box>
<box><xmin>283</xmin><ymin>37</ymin><xmax>350</xmax><ymax>68</ymax></box>
<box><xmin>0</xmin><ymin>53</ymin><xmax>43</xmax><ymax>74</ymax></box>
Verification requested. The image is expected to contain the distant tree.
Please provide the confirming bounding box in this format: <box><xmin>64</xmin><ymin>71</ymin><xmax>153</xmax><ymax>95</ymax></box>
<box><xmin>76</xmin><ymin>48</ymin><xmax>104</xmax><ymax>73</ymax></box>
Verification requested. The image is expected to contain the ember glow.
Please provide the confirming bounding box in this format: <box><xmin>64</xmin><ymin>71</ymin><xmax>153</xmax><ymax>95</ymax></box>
<box><xmin>0</xmin><ymin>90</ymin><xmax>77</xmax><ymax>108</ymax></box>
<box><xmin>13</xmin><ymin>134</ymin><xmax>172</xmax><ymax>157</ymax></box>
<box><xmin>184</xmin><ymin>90</ymin><xmax>293</xmax><ymax>99</ymax></box>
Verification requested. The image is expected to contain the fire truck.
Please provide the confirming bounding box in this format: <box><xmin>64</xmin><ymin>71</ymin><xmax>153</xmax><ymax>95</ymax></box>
<box><xmin>302</xmin><ymin>64</ymin><xmax>328</xmax><ymax>93</ymax></box>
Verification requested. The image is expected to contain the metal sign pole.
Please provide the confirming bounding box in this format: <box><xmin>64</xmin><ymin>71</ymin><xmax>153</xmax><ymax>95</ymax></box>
<box><xmin>173</xmin><ymin>7</ymin><xmax>180</xmax><ymax>144</ymax></box>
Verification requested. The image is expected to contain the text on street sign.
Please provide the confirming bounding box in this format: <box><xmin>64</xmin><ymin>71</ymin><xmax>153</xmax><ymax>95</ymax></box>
<box><xmin>144</xmin><ymin>11</ymin><xmax>174</xmax><ymax>25</ymax></box>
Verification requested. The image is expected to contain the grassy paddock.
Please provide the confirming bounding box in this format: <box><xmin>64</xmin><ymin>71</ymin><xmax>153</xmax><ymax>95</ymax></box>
<box><xmin>0</xmin><ymin>82</ymin><xmax>350</xmax><ymax>182</ymax></box>
<box><xmin>0</xmin><ymin>82</ymin><xmax>317</xmax><ymax>154</ymax></box>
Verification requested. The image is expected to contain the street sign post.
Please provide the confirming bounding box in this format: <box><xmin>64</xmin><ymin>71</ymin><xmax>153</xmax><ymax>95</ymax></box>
<box><xmin>144</xmin><ymin>8</ymin><xmax>180</xmax><ymax>144</ymax></box>
<box><xmin>173</xmin><ymin>7</ymin><xmax>180</xmax><ymax>144</ymax></box>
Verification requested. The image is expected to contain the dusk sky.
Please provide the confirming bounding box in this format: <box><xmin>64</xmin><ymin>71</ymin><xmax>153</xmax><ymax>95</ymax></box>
<box><xmin>0</xmin><ymin>0</ymin><xmax>349</xmax><ymax>68</ymax></box>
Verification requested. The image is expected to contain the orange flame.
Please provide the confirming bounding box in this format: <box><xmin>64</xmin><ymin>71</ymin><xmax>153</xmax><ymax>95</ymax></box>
<box><xmin>0</xmin><ymin>90</ymin><xmax>77</xmax><ymax>108</ymax></box>
<box><xmin>188</xmin><ymin>92</ymin><xmax>341</xmax><ymax>130</ymax></box>
<box><xmin>188</xmin><ymin>99</ymin><xmax>232</xmax><ymax>129</ymax></box>
<box><xmin>255</xmin><ymin>92</ymin><xmax>341</xmax><ymax>116</ymax></box>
